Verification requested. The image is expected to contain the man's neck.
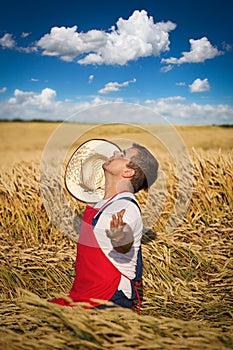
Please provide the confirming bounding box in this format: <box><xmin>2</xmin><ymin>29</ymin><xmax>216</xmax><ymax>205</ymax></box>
<box><xmin>103</xmin><ymin>177</ymin><xmax>134</xmax><ymax>199</ymax></box>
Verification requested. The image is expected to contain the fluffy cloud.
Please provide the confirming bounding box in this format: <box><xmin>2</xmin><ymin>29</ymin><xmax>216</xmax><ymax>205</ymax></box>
<box><xmin>0</xmin><ymin>87</ymin><xmax>7</xmax><ymax>93</ymax></box>
<box><xmin>37</xmin><ymin>26</ymin><xmax>107</xmax><ymax>62</ymax></box>
<box><xmin>1</xmin><ymin>87</ymin><xmax>232</xmax><ymax>125</ymax></box>
<box><xmin>9</xmin><ymin>88</ymin><xmax>58</xmax><ymax>108</ymax></box>
<box><xmin>160</xmin><ymin>64</ymin><xmax>173</xmax><ymax>73</ymax></box>
<box><xmin>1</xmin><ymin>11</ymin><xmax>224</xmax><ymax>67</ymax></box>
<box><xmin>0</xmin><ymin>33</ymin><xmax>36</xmax><ymax>53</ymax></box>
<box><xmin>21</xmin><ymin>32</ymin><xmax>31</xmax><ymax>38</ymax></box>
<box><xmin>36</xmin><ymin>10</ymin><xmax>176</xmax><ymax>65</ymax></box>
<box><xmin>88</xmin><ymin>75</ymin><xmax>94</xmax><ymax>83</ymax></box>
<box><xmin>0</xmin><ymin>33</ymin><xmax>16</xmax><ymax>49</ymax></box>
<box><xmin>145</xmin><ymin>97</ymin><xmax>233</xmax><ymax>124</ymax></box>
<box><xmin>0</xmin><ymin>87</ymin><xmax>108</xmax><ymax>120</ymax></box>
<box><xmin>189</xmin><ymin>78</ymin><xmax>210</xmax><ymax>93</ymax></box>
<box><xmin>161</xmin><ymin>37</ymin><xmax>223</xmax><ymax>65</ymax></box>
<box><xmin>98</xmin><ymin>78</ymin><xmax>136</xmax><ymax>94</ymax></box>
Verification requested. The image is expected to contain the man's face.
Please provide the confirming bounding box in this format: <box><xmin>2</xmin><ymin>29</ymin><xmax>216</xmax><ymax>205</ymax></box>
<box><xmin>103</xmin><ymin>147</ymin><xmax>138</xmax><ymax>175</ymax></box>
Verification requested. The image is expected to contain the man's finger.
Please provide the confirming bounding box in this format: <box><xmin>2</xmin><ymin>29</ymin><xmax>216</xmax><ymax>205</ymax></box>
<box><xmin>117</xmin><ymin>214</ymin><xmax>124</xmax><ymax>227</ymax></box>
<box><xmin>117</xmin><ymin>209</ymin><xmax>125</xmax><ymax>217</ymax></box>
<box><xmin>110</xmin><ymin>214</ymin><xmax>117</xmax><ymax>228</ymax></box>
<box><xmin>117</xmin><ymin>209</ymin><xmax>125</xmax><ymax>226</ymax></box>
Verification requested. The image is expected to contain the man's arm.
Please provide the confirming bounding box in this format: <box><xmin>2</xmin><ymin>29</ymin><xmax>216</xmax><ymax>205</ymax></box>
<box><xmin>105</xmin><ymin>209</ymin><xmax>134</xmax><ymax>254</ymax></box>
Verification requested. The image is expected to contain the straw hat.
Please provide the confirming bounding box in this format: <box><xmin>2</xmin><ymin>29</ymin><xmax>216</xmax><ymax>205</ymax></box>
<box><xmin>65</xmin><ymin>139</ymin><xmax>121</xmax><ymax>203</ymax></box>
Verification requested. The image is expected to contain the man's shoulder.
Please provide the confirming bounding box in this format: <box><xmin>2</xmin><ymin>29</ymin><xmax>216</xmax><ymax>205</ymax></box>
<box><xmin>106</xmin><ymin>193</ymin><xmax>140</xmax><ymax>212</ymax></box>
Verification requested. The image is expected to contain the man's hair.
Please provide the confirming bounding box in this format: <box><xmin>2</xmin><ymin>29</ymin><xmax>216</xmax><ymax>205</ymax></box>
<box><xmin>127</xmin><ymin>143</ymin><xmax>159</xmax><ymax>193</ymax></box>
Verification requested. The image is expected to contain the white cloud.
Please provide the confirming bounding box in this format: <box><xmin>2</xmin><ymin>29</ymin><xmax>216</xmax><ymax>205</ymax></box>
<box><xmin>189</xmin><ymin>78</ymin><xmax>210</xmax><ymax>93</ymax></box>
<box><xmin>78</xmin><ymin>53</ymin><xmax>104</xmax><ymax>65</ymax></box>
<box><xmin>37</xmin><ymin>25</ymin><xmax>107</xmax><ymax>62</ymax></box>
<box><xmin>176</xmin><ymin>82</ymin><xmax>186</xmax><ymax>86</ymax></box>
<box><xmin>161</xmin><ymin>37</ymin><xmax>223</xmax><ymax>65</ymax></box>
<box><xmin>0</xmin><ymin>12</ymin><xmax>227</xmax><ymax>69</ymax></box>
<box><xmin>145</xmin><ymin>97</ymin><xmax>233</xmax><ymax>124</ymax></box>
<box><xmin>0</xmin><ymin>88</ymin><xmax>111</xmax><ymax>121</ymax></box>
<box><xmin>36</xmin><ymin>10</ymin><xmax>176</xmax><ymax>65</ymax></box>
<box><xmin>9</xmin><ymin>88</ymin><xmax>59</xmax><ymax>109</ymax></box>
<box><xmin>160</xmin><ymin>64</ymin><xmax>173</xmax><ymax>73</ymax></box>
<box><xmin>1</xmin><ymin>88</ymin><xmax>232</xmax><ymax>125</ymax></box>
<box><xmin>30</xmin><ymin>78</ymin><xmax>39</xmax><ymax>82</ymax></box>
<box><xmin>222</xmin><ymin>41</ymin><xmax>232</xmax><ymax>52</ymax></box>
<box><xmin>18</xmin><ymin>46</ymin><xmax>38</xmax><ymax>53</ymax></box>
<box><xmin>88</xmin><ymin>75</ymin><xmax>94</xmax><ymax>83</ymax></box>
<box><xmin>98</xmin><ymin>78</ymin><xmax>136</xmax><ymax>94</ymax></box>
<box><xmin>0</xmin><ymin>87</ymin><xmax>7</xmax><ymax>93</ymax></box>
<box><xmin>0</xmin><ymin>32</ymin><xmax>37</xmax><ymax>53</ymax></box>
<box><xmin>0</xmin><ymin>33</ymin><xmax>16</xmax><ymax>49</ymax></box>
<box><xmin>21</xmin><ymin>32</ymin><xmax>31</xmax><ymax>38</ymax></box>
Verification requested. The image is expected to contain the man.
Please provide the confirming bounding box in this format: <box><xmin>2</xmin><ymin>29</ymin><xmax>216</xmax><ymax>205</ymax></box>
<box><xmin>50</xmin><ymin>143</ymin><xmax>159</xmax><ymax>312</ymax></box>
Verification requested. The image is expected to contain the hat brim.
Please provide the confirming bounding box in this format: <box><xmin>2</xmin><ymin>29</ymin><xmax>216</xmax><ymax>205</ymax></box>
<box><xmin>64</xmin><ymin>139</ymin><xmax>121</xmax><ymax>203</ymax></box>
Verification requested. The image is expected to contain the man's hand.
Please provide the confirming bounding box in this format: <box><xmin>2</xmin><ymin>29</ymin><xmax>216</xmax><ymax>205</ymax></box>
<box><xmin>105</xmin><ymin>209</ymin><xmax>134</xmax><ymax>254</ymax></box>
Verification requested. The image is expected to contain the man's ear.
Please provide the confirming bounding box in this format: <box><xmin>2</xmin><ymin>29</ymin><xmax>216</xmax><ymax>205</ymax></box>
<box><xmin>122</xmin><ymin>168</ymin><xmax>135</xmax><ymax>178</ymax></box>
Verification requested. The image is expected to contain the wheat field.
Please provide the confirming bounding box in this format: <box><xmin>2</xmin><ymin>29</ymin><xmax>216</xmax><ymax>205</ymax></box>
<box><xmin>0</xmin><ymin>122</ymin><xmax>232</xmax><ymax>349</ymax></box>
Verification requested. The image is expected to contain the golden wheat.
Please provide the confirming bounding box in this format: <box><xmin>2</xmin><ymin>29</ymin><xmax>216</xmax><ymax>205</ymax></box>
<box><xmin>0</xmin><ymin>148</ymin><xmax>232</xmax><ymax>349</ymax></box>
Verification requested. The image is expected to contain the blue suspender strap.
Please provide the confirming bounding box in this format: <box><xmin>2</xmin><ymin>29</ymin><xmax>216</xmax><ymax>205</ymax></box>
<box><xmin>132</xmin><ymin>246</ymin><xmax>143</xmax><ymax>314</ymax></box>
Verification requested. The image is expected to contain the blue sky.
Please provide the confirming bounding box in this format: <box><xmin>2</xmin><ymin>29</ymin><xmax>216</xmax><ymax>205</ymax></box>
<box><xmin>0</xmin><ymin>0</ymin><xmax>232</xmax><ymax>125</ymax></box>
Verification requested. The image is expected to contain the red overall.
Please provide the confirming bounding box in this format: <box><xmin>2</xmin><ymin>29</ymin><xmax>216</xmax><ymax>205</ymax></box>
<box><xmin>50</xmin><ymin>195</ymin><xmax>126</xmax><ymax>308</ymax></box>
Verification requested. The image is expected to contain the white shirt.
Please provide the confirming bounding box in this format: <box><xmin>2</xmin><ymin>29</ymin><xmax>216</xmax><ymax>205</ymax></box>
<box><xmin>93</xmin><ymin>192</ymin><xmax>143</xmax><ymax>298</ymax></box>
